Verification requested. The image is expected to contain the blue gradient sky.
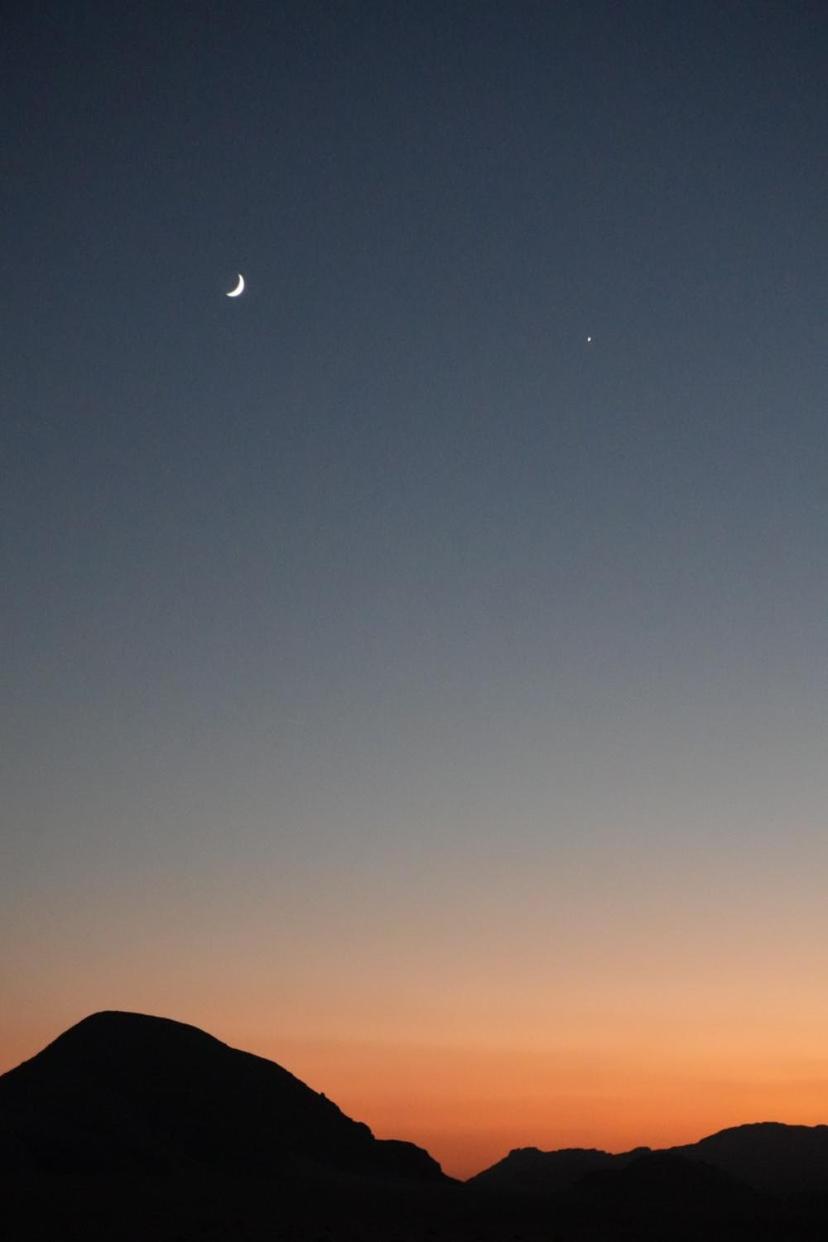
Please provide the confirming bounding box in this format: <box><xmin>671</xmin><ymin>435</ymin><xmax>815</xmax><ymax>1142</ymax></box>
<box><xmin>3</xmin><ymin>1</ymin><xmax>828</xmax><ymax>1176</ymax></box>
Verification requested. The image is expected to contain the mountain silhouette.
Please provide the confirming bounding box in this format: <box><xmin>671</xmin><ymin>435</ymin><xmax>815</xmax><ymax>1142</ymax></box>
<box><xmin>5</xmin><ymin>1013</ymin><xmax>828</xmax><ymax>1240</ymax></box>
<box><xmin>0</xmin><ymin>1010</ymin><xmax>446</xmax><ymax>1183</ymax></box>
<box><xmin>467</xmin><ymin>1143</ymin><xmax>649</xmax><ymax>1193</ymax></box>
<box><xmin>566</xmin><ymin>1151</ymin><xmax>775</xmax><ymax>1241</ymax></box>
<box><xmin>669</xmin><ymin>1121</ymin><xmax>828</xmax><ymax>1195</ymax></box>
<box><xmin>471</xmin><ymin>1121</ymin><xmax>828</xmax><ymax>1198</ymax></box>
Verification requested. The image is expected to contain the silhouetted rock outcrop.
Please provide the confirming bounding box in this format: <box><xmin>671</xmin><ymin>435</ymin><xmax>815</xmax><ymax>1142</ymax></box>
<box><xmin>472</xmin><ymin>1121</ymin><xmax>828</xmax><ymax>1199</ymax></box>
<box><xmin>0</xmin><ymin>1011</ymin><xmax>446</xmax><ymax>1183</ymax></box>
<box><xmin>467</xmin><ymin>1143</ymin><xmax>649</xmax><ymax>1193</ymax></box>
<box><xmin>576</xmin><ymin>1148</ymin><xmax>759</xmax><ymax>1202</ymax></box>
<box><xmin>5</xmin><ymin>1014</ymin><xmax>828</xmax><ymax>1239</ymax></box>
<box><xmin>568</xmin><ymin>1151</ymin><xmax>773</xmax><ymax>1240</ymax></box>
<box><xmin>669</xmin><ymin>1121</ymin><xmax>828</xmax><ymax>1195</ymax></box>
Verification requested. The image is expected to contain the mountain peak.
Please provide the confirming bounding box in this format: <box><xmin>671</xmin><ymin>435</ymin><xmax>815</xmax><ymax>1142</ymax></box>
<box><xmin>0</xmin><ymin>1011</ymin><xmax>447</xmax><ymax>1183</ymax></box>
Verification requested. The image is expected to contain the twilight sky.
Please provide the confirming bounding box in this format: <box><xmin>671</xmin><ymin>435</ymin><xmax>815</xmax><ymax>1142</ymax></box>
<box><xmin>3</xmin><ymin>0</ymin><xmax>828</xmax><ymax>1178</ymax></box>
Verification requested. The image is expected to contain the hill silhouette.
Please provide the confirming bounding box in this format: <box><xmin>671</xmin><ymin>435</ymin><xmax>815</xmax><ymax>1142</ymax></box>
<box><xmin>4</xmin><ymin>1012</ymin><xmax>828</xmax><ymax>1240</ymax></box>
<box><xmin>472</xmin><ymin>1121</ymin><xmax>828</xmax><ymax>1198</ymax></box>
<box><xmin>0</xmin><ymin>1010</ymin><xmax>445</xmax><ymax>1182</ymax></box>
<box><xmin>669</xmin><ymin>1120</ymin><xmax>828</xmax><ymax>1195</ymax></box>
<box><xmin>467</xmin><ymin>1143</ymin><xmax>649</xmax><ymax>1193</ymax></box>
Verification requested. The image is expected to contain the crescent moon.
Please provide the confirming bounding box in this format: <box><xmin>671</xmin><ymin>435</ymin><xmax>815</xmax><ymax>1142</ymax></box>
<box><xmin>226</xmin><ymin>273</ymin><xmax>245</xmax><ymax>298</ymax></box>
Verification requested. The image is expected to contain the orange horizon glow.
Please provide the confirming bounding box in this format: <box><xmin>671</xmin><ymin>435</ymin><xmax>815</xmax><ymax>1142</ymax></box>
<box><xmin>6</xmin><ymin>828</ymin><xmax>828</xmax><ymax>1179</ymax></box>
<box><xmin>249</xmin><ymin>1033</ymin><xmax>828</xmax><ymax>1179</ymax></box>
<box><xmin>4</xmin><ymin>1011</ymin><xmax>828</xmax><ymax>1180</ymax></box>
<box><xmin>6</xmin><ymin>0</ymin><xmax>828</xmax><ymax>1202</ymax></box>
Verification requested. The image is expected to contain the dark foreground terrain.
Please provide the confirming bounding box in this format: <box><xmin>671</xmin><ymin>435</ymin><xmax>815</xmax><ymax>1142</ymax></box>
<box><xmin>3</xmin><ymin>1012</ymin><xmax>828</xmax><ymax>1240</ymax></box>
<box><xmin>7</xmin><ymin>1168</ymin><xmax>828</xmax><ymax>1242</ymax></box>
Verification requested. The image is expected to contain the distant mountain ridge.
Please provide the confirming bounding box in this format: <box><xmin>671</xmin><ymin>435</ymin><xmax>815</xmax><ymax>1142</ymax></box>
<box><xmin>670</xmin><ymin>1121</ymin><xmax>828</xmax><ymax>1195</ymax></box>
<box><xmin>471</xmin><ymin>1121</ymin><xmax>828</xmax><ymax>1196</ymax></box>
<box><xmin>0</xmin><ymin>1010</ymin><xmax>446</xmax><ymax>1183</ymax></box>
<box><xmin>467</xmin><ymin>1143</ymin><xmax>650</xmax><ymax>1192</ymax></box>
<box><xmin>4</xmin><ymin>1010</ymin><xmax>828</xmax><ymax>1208</ymax></box>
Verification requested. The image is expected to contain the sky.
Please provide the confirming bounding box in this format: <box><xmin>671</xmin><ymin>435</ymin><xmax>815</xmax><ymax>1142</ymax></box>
<box><xmin>2</xmin><ymin>0</ymin><xmax>827</xmax><ymax>1179</ymax></box>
